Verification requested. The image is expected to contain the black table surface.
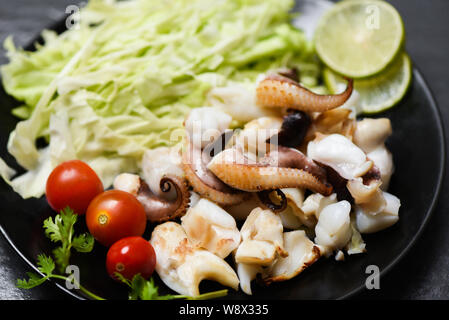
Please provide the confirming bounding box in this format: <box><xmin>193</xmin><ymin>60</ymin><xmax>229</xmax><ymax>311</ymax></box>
<box><xmin>0</xmin><ymin>0</ymin><xmax>448</xmax><ymax>300</ymax></box>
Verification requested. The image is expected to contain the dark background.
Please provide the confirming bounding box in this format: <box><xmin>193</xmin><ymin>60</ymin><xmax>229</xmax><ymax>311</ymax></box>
<box><xmin>0</xmin><ymin>0</ymin><xmax>448</xmax><ymax>300</ymax></box>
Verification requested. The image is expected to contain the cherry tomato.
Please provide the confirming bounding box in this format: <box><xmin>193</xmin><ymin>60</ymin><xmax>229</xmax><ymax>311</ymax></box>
<box><xmin>106</xmin><ymin>236</ymin><xmax>156</xmax><ymax>281</ymax></box>
<box><xmin>46</xmin><ymin>160</ymin><xmax>103</xmax><ymax>215</ymax></box>
<box><xmin>86</xmin><ymin>190</ymin><xmax>147</xmax><ymax>246</ymax></box>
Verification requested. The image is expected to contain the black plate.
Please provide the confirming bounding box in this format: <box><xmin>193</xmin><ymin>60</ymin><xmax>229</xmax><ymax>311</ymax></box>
<box><xmin>0</xmin><ymin>22</ymin><xmax>445</xmax><ymax>300</ymax></box>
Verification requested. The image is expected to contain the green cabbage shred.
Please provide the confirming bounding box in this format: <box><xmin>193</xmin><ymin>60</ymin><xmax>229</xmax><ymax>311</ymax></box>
<box><xmin>1</xmin><ymin>0</ymin><xmax>321</xmax><ymax>198</ymax></box>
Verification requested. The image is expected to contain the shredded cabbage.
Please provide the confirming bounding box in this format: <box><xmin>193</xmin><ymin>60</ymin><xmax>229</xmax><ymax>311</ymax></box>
<box><xmin>1</xmin><ymin>0</ymin><xmax>320</xmax><ymax>198</ymax></box>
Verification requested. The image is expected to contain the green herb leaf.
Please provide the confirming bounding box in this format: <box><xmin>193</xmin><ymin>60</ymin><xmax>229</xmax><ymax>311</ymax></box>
<box><xmin>115</xmin><ymin>273</ymin><xmax>227</xmax><ymax>301</ymax></box>
<box><xmin>72</xmin><ymin>233</ymin><xmax>95</xmax><ymax>253</ymax></box>
<box><xmin>17</xmin><ymin>272</ymin><xmax>48</xmax><ymax>289</ymax></box>
<box><xmin>43</xmin><ymin>207</ymin><xmax>94</xmax><ymax>273</ymax></box>
<box><xmin>36</xmin><ymin>254</ymin><xmax>56</xmax><ymax>276</ymax></box>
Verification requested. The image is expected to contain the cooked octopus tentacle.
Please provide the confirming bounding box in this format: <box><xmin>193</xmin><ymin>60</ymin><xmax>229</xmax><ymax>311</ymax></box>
<box><xmin>256</xmin><ymin>74</ymin><xmax>353</xmax><ymax>112</ymax></box>
<box><xmin>183</xmin><ymin>137</ymin><xmax>248</xmax><ymax>206</ymax></box>
<box><xmin>208</xmin><ymin>163</ymin><xmax>332</xmax><ymax>196</ymax></box>
<box><xmin>137</xmin><ymin>176</ymin><xmax>190</xmax><ymax>222</ymax></box>
<box><xmin>113</xmin><ymin>173</ymin><xmax>190</xmax><ymax>222</ymax></box>
<box><xmin>260</xmin><ymin>146</ymin><xmax>327</xmax><ymax>181</ymax></box>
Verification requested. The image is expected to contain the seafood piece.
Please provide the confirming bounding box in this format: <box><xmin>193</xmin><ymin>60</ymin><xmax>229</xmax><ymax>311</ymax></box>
<box><xmin>278</xmin><ymin>188</ymin><xmax>315</xmax><ymax>229</ymax></box>
<box><xmin>260</xmin><ymin>146</ymin><xmax>328</xmax><ymax>181</ymax></box>
<box><xmin>113</xmin><ymin>173</ymin><xmax>189</xmax><ymax>222</ymax></box>
<box><xmin>353</xmin><ymin>118</ymin><xmax>392</xmax><ymax>153</ymax></box>
<box><xmin>207</xmin><ymin>84</ymin><xmax>280</xmax><ymax>123</ymax></box>
<box><xmin>257</xmin><ymin>189</ymin><xmax>288</xmax><ymax>213</ymax></box>
<box><xmin>142</xmin><ymin>147</ymin><xmax>184</xmax><ymax>198</ymax></box>
<box><xmin>353</xmin><ymin>118</ymin><xmax>394</xmax><ymax>189</ymax></box>
<box><xmin>183</xmin><ymin>136</ymin><xmax>248</xmax><ymax>205</ymax></box>
<box><xmin>355</xmin><ymin>192</ymin><xmax>400</xmax><ymax>233</ymax></box>
<box><xmin>308</xmin><ymin>133</ymin><xmax>373</xmax><ymax>180</ymax></box>
<box><xmin>278</xmin><ymin>206</ymin><xmax>303</xmax><ymax>230</ymax></box>
<box><xmin>367</xmin><ymin>147</ymin><xmax>394</xmax><ymax>190</ymax></box>
<box><xmin>346</xmin><ymin>167</ymin><xmax>382</xmax><ymax>205</ymax></box>
<box><xmin>301</xmin><ymin>193</ymin><xmax>337</xmax><ymax>220</ymax></box>
<box><xmin>224</xmin><ymin>194</ymin><xmax>261</xmax><ymax>221</ymax></box>
<box><xmin>236</xmin><ymin>262</ymin><xmax>262</xmax><ymax>296</ymax></box>
<box><xmin>305</xmin><ymin>108</ymin><xmax>356</xmax><ymax>143</ymax></box>
<box><xmin>150</xmin><ymin>222</ymin><xmax>239</xmax><ymax>296</ymax></box>
<box><xmin>237</xmin><ymin>116</ymin><xmax>283</xmax><ymax>157</ymax></box>
<box><xmin>263</xmin><ymin>230</ymin><xmax>320</xmax><ymax>284</ymax></box>
<box><xmin>235</xmin><ymin>208</ymin><xmax>287</xmax><ymax>265</ymax></box>
<box><xmin>183</xmin><ymin>108</ymin><xmax>248</xmax><ymax>205</ymax></box>
<box><xmin>267</xmin><ymin>111</ymin><xmax>311</xmax><ymax>149</ymax></box>
<box><xmin>208</xmin><ymin>147</ymin><xmax>332</xmax><ymax>195</ymax></box>
<box><xmin>314</xmin><ymin>201</ymin><xmax>352</xmax><ymax>256</ymax></box>
<box><xmin>184</xmin><ymin>107</ymin><xmax>232</xmax><ymax>149</ymax></box>
<box><xmin>256</xmin><ymin>74</ymin><xmax>353</xmax><ymax>112</ymax></box>
<box><xmin>181</xmin><ymin>198</ymin><xmax>241</xmax><ymax>259</ymax></box>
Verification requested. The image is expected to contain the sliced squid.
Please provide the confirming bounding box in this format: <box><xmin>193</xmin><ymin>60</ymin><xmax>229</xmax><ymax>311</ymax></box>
<box><xmin>181</xmin><ymin>198</ymin><xmax>241</xmax><ymax>259</ymax></box>
<box><xmin>355</xmin><ymin>192</ymin><xmax>400</xmax><ymax>233</ymax></box>
<box><xmin>235</xmin><ymin>207</ymin><xmax>286</xmax><ymax>265</ymax></box>
<box><xmin>263</xmin><ymin>230</ymin><xmax>320</xmax><ymax>284</ymax></box>
<box><xmin>353</xmin><ymin>118</ymin><xmax>394</xmax><ymax>189</ymax></box>
<box><xmin>150</xmin><ymin>222</ymin><xmax>239</xmax><ymax>297</ymax></box>
<box><xmin>237</xmin><ymin>116</ymin><xmax>283</xmax><ymax>157</ymax></box>
<box><xmin>307</xmin><ymin>134</ymin><xmax>373</xmax><ymax>180</ymax></box>
<box><xmin>353</xmin><ymin>118</ymin><xmax>392</xmax><ymax>153</ymax></box>
<box><xmin>236</xmin><ymin>262</ymin><xmax>263</xmax><ymax>295</ymax></box>
<box><xmin>314</xmin><ymin>201</ymin><xmax>352</xmax><ymax>256</ymax></box>
<box><xmin>301</xmin><ymin>193</ymin><xmax>337</xmax><ymax>220</ymax></box>
<box><xmin>207</xmin><ymin>83</ymin><xmax>280</xmax><ymax>123</ymax></box>
<box><xmin>184</xmin><ymin>107</ymin><xmax>232</xmax><ymax>149</ymax></box>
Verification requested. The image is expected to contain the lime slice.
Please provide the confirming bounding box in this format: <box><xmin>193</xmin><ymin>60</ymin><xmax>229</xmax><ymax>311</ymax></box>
<box><xmin>323</xmin><ymin>52</ymin><xmax>412</xmax><ymax>114</ymax></box>
<box><xmin>315</xmin><ymin>0</ymin><xmax>404</xmax><ymax>78</ymax></box>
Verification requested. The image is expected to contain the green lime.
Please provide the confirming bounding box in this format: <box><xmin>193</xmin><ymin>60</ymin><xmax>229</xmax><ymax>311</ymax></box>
<box><xmin>323</xmin><ymin>52</ymin><xmax>412</xmax><ymax>114</ymax></box>
<box><xmin>315</xmin><ymin>0</ymin><xmax>405</xmax><ymax>78</ymax></box>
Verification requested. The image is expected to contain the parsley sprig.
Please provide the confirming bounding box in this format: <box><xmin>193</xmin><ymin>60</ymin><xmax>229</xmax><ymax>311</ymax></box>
<box><xmin>115</xmin><ymin>273</ymin><xmax>228</xmax><ymax>300</ymax></box>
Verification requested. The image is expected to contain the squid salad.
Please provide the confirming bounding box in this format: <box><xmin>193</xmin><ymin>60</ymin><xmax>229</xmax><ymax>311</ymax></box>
<box><xmin>113</xmin><ymin>70</ymin><xmax>400</xmax><ymax>296</ymax></box>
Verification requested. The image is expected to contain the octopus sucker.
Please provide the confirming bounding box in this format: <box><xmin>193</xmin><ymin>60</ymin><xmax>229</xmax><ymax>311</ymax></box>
<box><xmin>208</xmin><ymin>163</ymin><xmax>332</xmax><ymax>196</ymax></box>
<box><xmin>256</xmin><ymin>74</ymin><xmax>353</xmax><ymax>112</ymax></box>
<box><xmin>257</xmin><ymin>189</ymin><xmax>288</xmax><ymax>213</ymax></box>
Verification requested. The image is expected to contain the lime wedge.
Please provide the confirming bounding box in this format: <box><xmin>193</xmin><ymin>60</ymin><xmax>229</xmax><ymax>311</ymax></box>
<box><xmin>323</xmin><ymin>52</ymin><xmax>412</xmax><ymax>114</ymax></box>
<box><xmin>315</xmin><ymin>0</ymin><xmax>404</xmax><ymax>78</ymax></box>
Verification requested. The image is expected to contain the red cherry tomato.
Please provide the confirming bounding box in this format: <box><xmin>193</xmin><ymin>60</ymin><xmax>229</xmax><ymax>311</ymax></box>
<box><xmin>46</xmin><ymin>160</ymin><xmax>103</xmax><ymax>215</ymax></box>
<box><xmin>106</xmin><ymin>236</ymin><xmax>156</xmax><ymax>281</ymax></box>
<box><xmin>86</xmin><ymin>190</ymin><xmax>147</xmax><ymax>246</ymax></box>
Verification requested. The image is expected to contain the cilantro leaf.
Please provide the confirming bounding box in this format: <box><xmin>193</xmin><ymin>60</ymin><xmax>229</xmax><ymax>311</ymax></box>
<box><xmin>17</xmin><ymin>272</ymin><xmax>48</xmax><ymax>289</ymax></box>
<box><xmin>16</xmin><ymin>254</ymin><xmax>54</xmax><ymax>289</ymax></box>
<box><xmin>36</xmin><ymin>254</ymin><xmax>56</xmax><ymax>276</ymax></box>
<box><xmin>43</xmin><ymin>207</ymin><xmax>94</xmax><ymax>273</ymax></box>
<box><xmin>72</xmin><ymin>233</ymin><xmax>94</xmax><ymax>253</ymax></box>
